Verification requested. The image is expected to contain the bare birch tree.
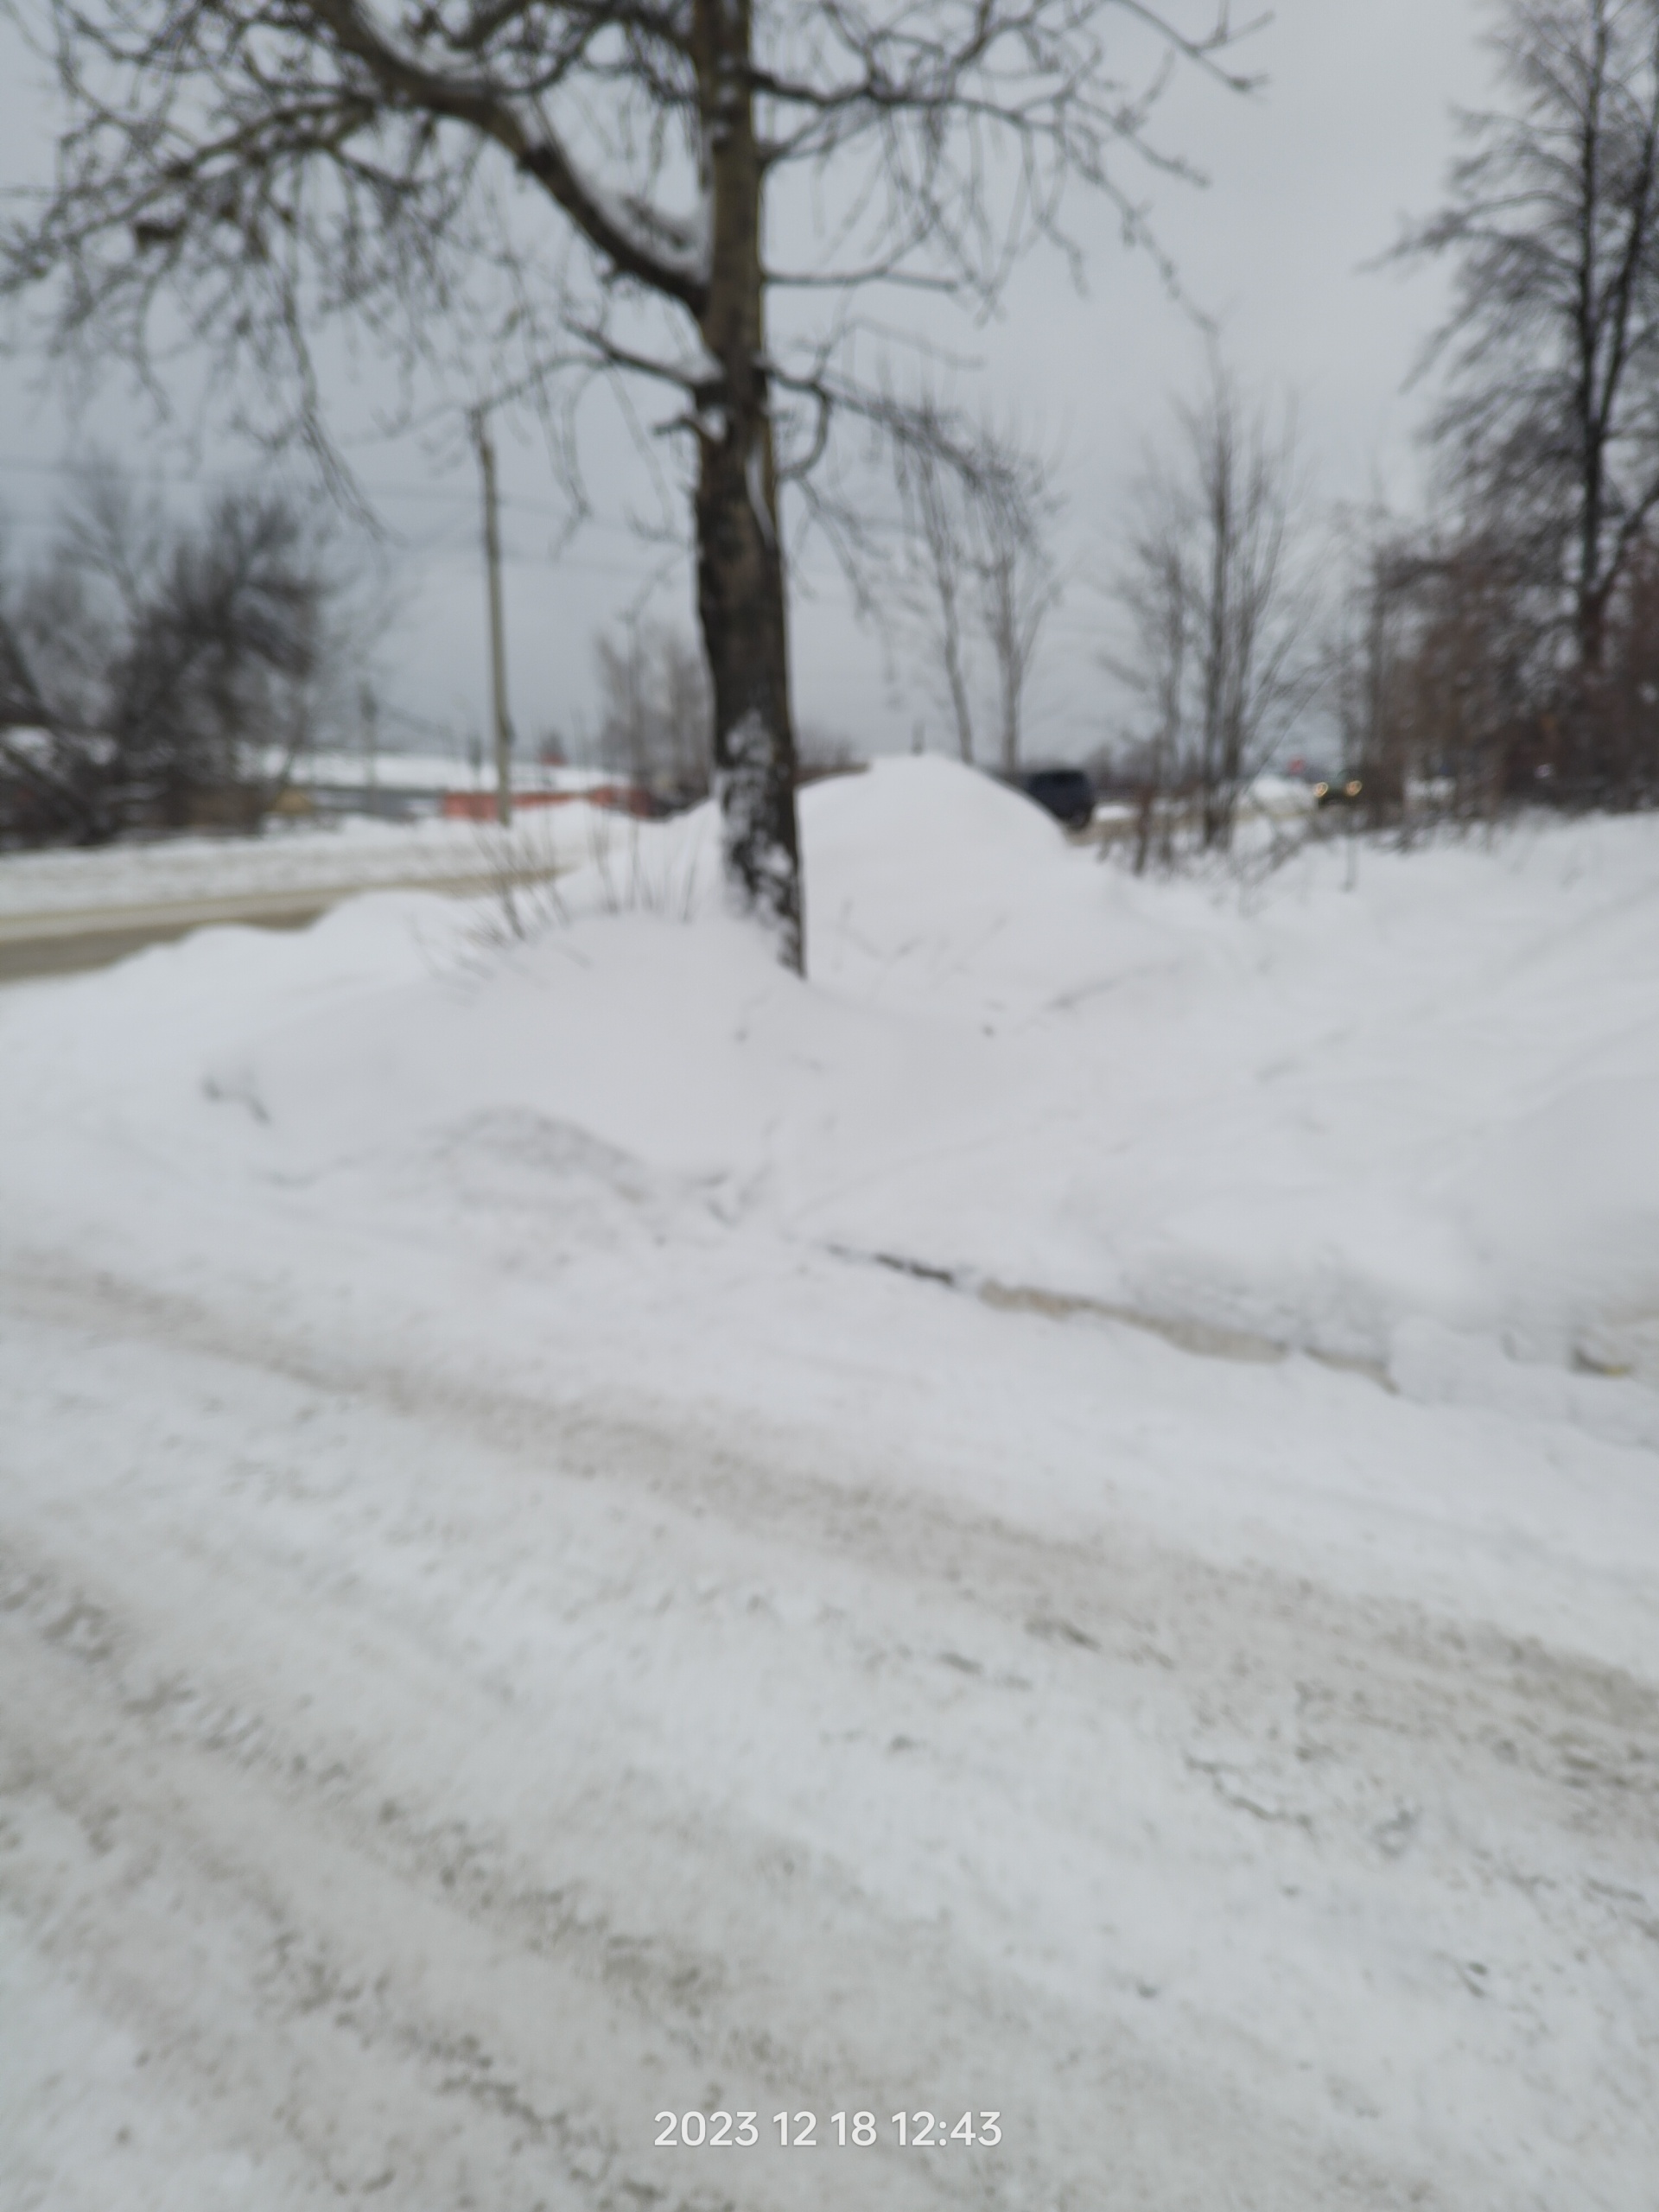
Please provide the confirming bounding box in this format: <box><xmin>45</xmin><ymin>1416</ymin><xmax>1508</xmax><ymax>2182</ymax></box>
<box><xmin>1</xmin><ymin>0</ymin><xmax>1251</xmax><ymax>966</ymax></box>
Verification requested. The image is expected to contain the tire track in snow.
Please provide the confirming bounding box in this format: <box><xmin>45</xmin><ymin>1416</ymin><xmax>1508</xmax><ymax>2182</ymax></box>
<box><xmin>3</xmin><ymin>1257</ymin><xmax>1656</xmax><ymax>2209</ymax></box>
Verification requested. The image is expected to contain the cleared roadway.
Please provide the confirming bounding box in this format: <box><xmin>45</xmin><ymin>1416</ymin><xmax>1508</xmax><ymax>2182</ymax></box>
<box><xmin>0</xmin><ymin>868</ymin><xmax>556</xmax><ymax>982</ymax></box>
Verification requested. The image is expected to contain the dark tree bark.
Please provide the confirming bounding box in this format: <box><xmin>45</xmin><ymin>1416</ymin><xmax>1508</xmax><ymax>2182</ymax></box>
<box><xmin>690</xmin><ymin>0</ymin><xmax>799</xmax><ymax>959</ymax></box>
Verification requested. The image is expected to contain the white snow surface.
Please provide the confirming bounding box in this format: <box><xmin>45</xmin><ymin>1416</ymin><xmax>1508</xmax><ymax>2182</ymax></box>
<box><xmin>1</xmin><ymin>759</ymin><xmax>1656</xmax><ymax>2210</ymax></box>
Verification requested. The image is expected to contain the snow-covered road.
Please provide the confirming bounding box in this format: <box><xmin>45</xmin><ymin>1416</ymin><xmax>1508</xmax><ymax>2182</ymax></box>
<box><xmin>3</xmin><ymin>1246</ymin><xmax>1653</xmax><ymax>2212</ymax></box>
<box><xmin>0</xmin><ymin>810</ymin><xmax>592</xmax><ymax>923</ymax></box>
<box><xmin>0</xmin><ymin>811</ymin><xmax>587</xmax><ymax>980</ymax></box>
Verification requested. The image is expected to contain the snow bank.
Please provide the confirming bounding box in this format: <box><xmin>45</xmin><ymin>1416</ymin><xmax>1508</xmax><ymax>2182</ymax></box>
<box><xmin>805</xmin><ymin>765</ymin><xmax>1659</xmax><ymax>1377</ymax></box>
<box><xmin>3</xmin><ymin>758</ymin><xmax>1658</xmax><ymax>1391</ymax></box>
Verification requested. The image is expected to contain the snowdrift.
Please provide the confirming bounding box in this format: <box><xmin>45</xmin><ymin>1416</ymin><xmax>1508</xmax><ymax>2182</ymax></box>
<box><xmin>3</xmin><ymin>756</ymin><xmax>1658</xmax><ymax>1396</ymax></box>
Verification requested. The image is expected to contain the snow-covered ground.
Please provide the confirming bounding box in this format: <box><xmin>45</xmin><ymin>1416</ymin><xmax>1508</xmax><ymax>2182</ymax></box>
<box><xmin>2</xmin><ymin>761</ymin><xmax>1655</xmax><ymax>2210</ymax></box>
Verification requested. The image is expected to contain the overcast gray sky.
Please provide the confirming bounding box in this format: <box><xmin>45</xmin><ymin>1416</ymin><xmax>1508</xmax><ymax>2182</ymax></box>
<box><xmin>0</xmin><ymin>2</ymin><xmax>1493</xmax><ymax>762</ymax></box>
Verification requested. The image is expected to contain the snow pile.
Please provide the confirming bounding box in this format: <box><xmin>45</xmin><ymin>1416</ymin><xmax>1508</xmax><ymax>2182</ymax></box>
<box><xmin>3</xmin><ymin>755</ymin><xmax>1658</xmax><ymax>1393</ymax></box>
<box><xmin>803</xmin><ymin>765</ymin><xmax>1659</xmax><ymax>1382</ymax></box>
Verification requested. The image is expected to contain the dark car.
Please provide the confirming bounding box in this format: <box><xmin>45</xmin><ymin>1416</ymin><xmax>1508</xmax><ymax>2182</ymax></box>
<box><xmin>1007</xmin><ymin>766</ymin><xmax>1096</xmax><ymax>830</ymax></box>
<box><xmin>1313</xmin><ymin>773</ymin><xmax>1365</xmax><ymax>809</ymax></box>
<box><xmin>1287</xmin><ymin>760</ymin><xmax>1364</xmax><ymax>809</ymax></box>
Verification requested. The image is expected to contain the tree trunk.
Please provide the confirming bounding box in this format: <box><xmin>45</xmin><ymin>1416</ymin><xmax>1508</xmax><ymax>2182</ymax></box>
<box><xmin>943</xmin><ymin>607</ymin><xmax>976</xmax><ymax>766</ymax></box>
<box><xmin>1200</xmin><ymin>467</ymin><xmax>1231</xmax><ymax>851</ymax></box>
<box><xmin>694</xmin><ymin>0</ymin><xmax>804</xmax><ymax>974</ymax></box>
<box><xmin>990</xmin><ymin>554</ymin><xmax>1020</xmax><ymax>774</ymax></box>
<box><xmin>915</xmin><ymin>454</ymin><xmax>976</xmax><ymax>763</ymax></box>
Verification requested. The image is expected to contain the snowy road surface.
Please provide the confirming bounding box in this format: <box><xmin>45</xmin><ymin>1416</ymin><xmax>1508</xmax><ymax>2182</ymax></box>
<box><xmin>0</xmin><ymin>811</ymin><xmax>586</xmax><ymax>980</ymax></box>
<box><xmin>0</xmin><ymin>874</ymin><xmax>563</xmax><ymax>982</ymax></box>
<box><xmin>3</xmin><ymin>1252</ymin><xmax>1654</xmax><ymax>2212</ymax></box>
<box><xmin>0</xmin><ymin>808</ymin><xmax>594</xmax><ymax>924</ymax></box>
<box><xmin>3</xmin><ymin>763</ymin><xmax>1656</xmax><ymax>2209</ymax></box>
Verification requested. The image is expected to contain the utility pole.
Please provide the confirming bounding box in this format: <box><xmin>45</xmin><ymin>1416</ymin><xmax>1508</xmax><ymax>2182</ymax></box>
<box><xmin>470</xmin><ymin>404</ymin><xmax>515</xmax><ymax>829</ymax></box>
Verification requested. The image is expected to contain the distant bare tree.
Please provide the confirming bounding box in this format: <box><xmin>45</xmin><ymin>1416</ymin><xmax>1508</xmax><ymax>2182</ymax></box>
<box><xmin>1106</xmin><ymin>480</ymin><xmax>1191</xmax><ymax>870</ymax></box>
<box><xmin>978</xmin><ymin>442</ymin><xmax>1064</xmax><ymax>774</ymax></box>
<box><xmin>594</xmin><ymin>614</ymin><xmax>711</xmax><ymax>804</ymax></box>
<box><xmin>897</xmin><ymin>429</ymin><xmax>982</xmax><ymax>766</ymax></box>
<box><xmin>1108</xmin><ymin>360</ymin><xmax>1315</xmax><ymax>855</ymax></box>
<box><xmin>1399</xmin><ymin>0</ymin><xmax>1659</xmax><ymax>697</ymax></box>
<box><xmin>3</xmin><ymin>0</ymin><xmax>1253</xmax><ymax>968</ymax></box>
<box><xmin>1</xmin><ymin>468</ymin><xmax>349</xmax><ymax>844</ymax></box>
<box><xmin>1323</xmin><ymin>516</ymin><xmax>1411</xmax><ymax>827</ymax></box>
<box><xmin>898</xmin><ymin>416</ymin><xmax>1061</xmax><ymax>772</ymax></box>
<box><xmin>1326</xmin><ymin>517</ymin><xmax>1539</xmax><ymax>834</ymax></box>
<box><xmin>1593</xmin><ymin>530</ymin><xmax>1659</xmax><ymax>788</ymax></box>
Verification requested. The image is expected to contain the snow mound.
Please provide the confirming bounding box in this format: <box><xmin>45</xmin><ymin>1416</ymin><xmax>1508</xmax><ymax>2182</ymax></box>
<box><xmin>3</xmin><ymin>763</ymin><xmax>1659</xmax><ymax>1394</ymax></box>
<box><xmin>804</xmin><ymin>753</ymin><xmax>1067</xmax><ymax>886</ymax></box>
<box><xmin>803</xmin><ymin>756</ymin><xmax>1126</xmax><ymax>1012</ymax></box>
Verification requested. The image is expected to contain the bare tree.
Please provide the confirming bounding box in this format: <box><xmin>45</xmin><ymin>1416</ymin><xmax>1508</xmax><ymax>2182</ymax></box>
<box><xmin>900</xmin><ymin>439</ymin><xmax>981</xmax><ymax>765</ymax></box>
<box><xmin>1</xmin><ymin>467</ymin><xmax>351</xmax><ymax>843</ymax></box>
<box><xmin>1324</xmin><ymin>512</ymin><xmax>1547</xmax><ymax>834</ymax></box>
<box><xmin>1323</xmin><ymin>514</ymin><xmax>1412</xmax><ymax>828</ymax></box>
<box><xmin>1189</xmin><ymin>372</ymin><xmax>1313</xmax><ymax>846</ymax></box>
<box><xmin>1108</xmin><ymin>360</ymin><xmax>1315</xmax><ymax>855</ymax></box>
<box><xmin>1399</xmin><ymin>0</ymin><xmax>1659</xmax><ymax>692</ymax></box>
<box><xmin>2</xmin><ymin>0</ymin><xmax>1253</xmax><ymax>967</ymax></box>
<box><xmin>978</xmin><ymin>441</ymin><xmax>1064</xmax><ymax>774</ymax></box>
<box><xmin>1105</xmin><ymin>469</ymin><xmax>1191</xmax><ymax>869</ymax></box>
<box><xmin>594</xmin><ymin>613</ymin><xmax>711</xmax><ymax>804</ymax></box>
<box><xmin>1592</xmin><ymin>530</ymin><xmax>1659</xmax><ymax>789</ymax></box>
<box><xmin>897</xmin><ymin>416</ymin><xmax>1061</xmax><ymax>771</ymax></box>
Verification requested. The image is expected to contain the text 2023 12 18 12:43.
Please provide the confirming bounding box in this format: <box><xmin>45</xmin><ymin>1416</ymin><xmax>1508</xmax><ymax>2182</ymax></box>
<box><xmin>653</xmin><ymin>2111</ymin><xmax>1002</xmax><ymax>2147</ymax></box>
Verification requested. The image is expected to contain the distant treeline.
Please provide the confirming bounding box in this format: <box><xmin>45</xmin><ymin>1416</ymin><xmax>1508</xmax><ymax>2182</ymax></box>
<box><xmin>1</xmin><ymin>468</ymin><xmax>353</xmax><ymax>847</ymax></box>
